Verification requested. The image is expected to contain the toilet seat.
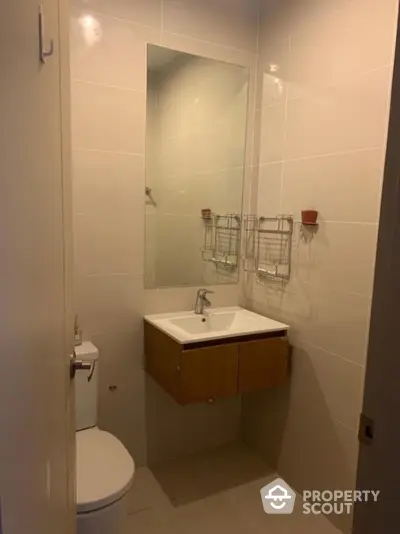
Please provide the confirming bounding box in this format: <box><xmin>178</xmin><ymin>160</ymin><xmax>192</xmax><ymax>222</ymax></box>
<box><xmin>76</xmin><ymin>427</ymin><xmax>135</xmax><ymax>514</ymax></box>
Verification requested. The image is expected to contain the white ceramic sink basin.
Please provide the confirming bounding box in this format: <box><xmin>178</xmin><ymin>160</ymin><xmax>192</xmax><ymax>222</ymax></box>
<box><xmin>144</xmin><ymin>306</ymin><xmax>289</xmax><ymax>344</ymax></box>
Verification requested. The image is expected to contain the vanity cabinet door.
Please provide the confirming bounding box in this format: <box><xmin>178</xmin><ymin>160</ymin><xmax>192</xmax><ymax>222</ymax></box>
<box><xmin>179</xmin><ymin>344</ymin><xmax>238</xmax><ymax>404</ymax></box>
<box><xmin>238</xmin><ymin>338</ymin><xmax>289</xmax><ymax>393</ymax></box>
<box><xmin>144</xmin><ymin>321</ymin><xmax>181</xmax><ymax>402</ymax></box>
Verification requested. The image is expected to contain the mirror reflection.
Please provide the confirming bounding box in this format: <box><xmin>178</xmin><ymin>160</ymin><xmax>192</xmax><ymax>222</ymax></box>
<box><xmin>145</xmin><ymin>45</ymin><xmax>249</xmax><ymax>289</ymax></box>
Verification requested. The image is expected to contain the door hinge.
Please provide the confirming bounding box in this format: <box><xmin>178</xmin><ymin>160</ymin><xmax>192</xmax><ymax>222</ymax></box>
<box><xmin>359</xmin><ymin>413</ymin><xmax>374</xmax><ymax>445</ymax></box>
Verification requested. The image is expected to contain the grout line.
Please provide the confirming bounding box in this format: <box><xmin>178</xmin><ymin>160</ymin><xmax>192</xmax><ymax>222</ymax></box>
<box><xmin>305</xmin><ymin>220</ymin><xmax>378</xmax><ymax>226</ymax></box>
<box><xmin>243</xmin><ymin>52</ymin><xmax>260</xmax><ymax>214</ymax></box>
<box><xmin>304</xmin><ymin>341</ymin><xmax>366</xmax><ymax>370</ymax></box>
<box><xmin>255</xmin><ymin>0</ymin><xmax>261</xmax><ymax>59</ymax></box>
<box><xmin>78</xmin><ymin>272</ymin><xmax>145</xmax><ymax>278</ymax></box>
<box><xmin>257</xmin><ymin>144</ymin><xmax>384</xmax><ymax>166</ymax></box>
<box><xmin>127</xmin><ymin>506</ymin><xmax>153</xmax><ymax>516</ymax></box>
<box><xmin>285</xmin><ymin>62</ymin><xmax>394</xmax><ymax>102</ymax></box>
<box><xmin>253</xmin><ymin>277</ymin><xmax>373</xmax><ymax>301</ymax></box>
<box><xmin>161</xmin><ymin>31</ymin><xmax>257</xmax><ymax>61</ymax></box>
<box><xmin>335</xmin><ymin>419</ymin><xmax>359</xmax><ymax>435</ymax></box>
<box><xmin>196</xmin><ymin>165</ymin><xmax>245</xmax><ymax>175</ymax></box>
<box><xmin>255</xmin><ymin>63</ymin><xmax>394</xmax><ymax>111</ymax></box>
<box><xmin>288</xmin><ymin>219</ymin><xmax>378</xmax><ymax>226</ymax></box>
<box><xmin>72</xmin><ymin>16</ymin><xmax>257</xmax><ymax>93</ymax></box>
<box><xmin>278</xmin><ymin>33</ymin><xmax>291</xmax><ymax>213</ymax></box>
<box><xmin>160</xmin><ymin>0</ymin><xmax>164</xmax><ymax>43</ymax></box>
<box><xmin>246</xmin><ymin>1</ymin><xmax>262</xmax><ymax>214</ymax></box>
<box><xmin>71</xmin><ymin>5</ymin><xmax>159</xmax><ymax>32</ymax></box>
<box><xmin>72</xmin><ymin>147</ymin><xmax>145</xmax><ymax>157</ymax></box>
<box><xmin>72</xmin><ymin>77</ymin><xmax>146</xmax><ymax>93</ymax></box>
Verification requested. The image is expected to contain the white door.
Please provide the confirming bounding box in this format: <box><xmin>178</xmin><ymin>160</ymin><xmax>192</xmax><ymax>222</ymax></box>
<box><xmin>353</xmin><ymin>11</ymin><xmax>400</xmax><ymax>534</ymax></box>
<box><xmin>0</xmin><ymin>1</ymin><xmax>75</xmax><ymax>533</ymax></box>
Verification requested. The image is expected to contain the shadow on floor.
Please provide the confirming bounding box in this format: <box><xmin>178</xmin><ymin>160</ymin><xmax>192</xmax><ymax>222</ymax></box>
<box><xmin>149</xmin><ymin>441</ymin><xmax>274</xmax><ymax>506</ymax></box>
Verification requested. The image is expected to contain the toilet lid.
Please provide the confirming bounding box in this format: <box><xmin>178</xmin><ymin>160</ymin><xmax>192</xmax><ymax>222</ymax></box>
<box><xmin>76</xmin><ymin>428</ymin><xmax>135</xmax><ymax>513</ymax></box>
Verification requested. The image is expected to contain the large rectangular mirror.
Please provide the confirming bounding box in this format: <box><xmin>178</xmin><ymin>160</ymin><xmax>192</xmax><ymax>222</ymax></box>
<box><xmin>145</xmin><ymin>45</ymin><xmax>249</xmax><ymax>289</ymax></box>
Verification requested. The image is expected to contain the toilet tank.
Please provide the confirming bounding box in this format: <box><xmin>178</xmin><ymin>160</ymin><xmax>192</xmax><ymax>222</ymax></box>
<box><xmin>74</xmin><ymin>342</ymin><xmax>99</xmax><ymax>431</ymax></box>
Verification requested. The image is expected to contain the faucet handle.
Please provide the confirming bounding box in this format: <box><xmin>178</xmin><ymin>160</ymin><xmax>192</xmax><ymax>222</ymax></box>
<box><xmin>197</xmin><ymin>288</ymin><xmax>215</xmax><ymax>296</ymax></box>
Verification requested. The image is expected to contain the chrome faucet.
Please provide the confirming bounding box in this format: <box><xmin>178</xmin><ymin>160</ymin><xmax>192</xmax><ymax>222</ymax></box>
<box><xmin>194</xmin><ymin>288</ymin><xmax>214</xmax><ymax>315</ymax></box>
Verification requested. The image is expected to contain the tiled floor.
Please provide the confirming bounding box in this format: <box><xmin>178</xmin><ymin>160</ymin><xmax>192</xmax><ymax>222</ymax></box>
<box><xmin>125</xmin><ymin>443</ymin><xmax>342</xmax><ymax>534</ymax></box>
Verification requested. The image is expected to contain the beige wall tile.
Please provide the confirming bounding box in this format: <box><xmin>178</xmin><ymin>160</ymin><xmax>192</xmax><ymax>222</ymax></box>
<box><xmin>70</xmin><ymin>0</ymin><xmax>259</xmax><ymax>469</ymax></box>
<box><xmin>244</xmin><ymin>0</ymin><xmax>397</xmax><ymax>515</ymax></box>
<box><xmin>70</xmin><ymin>9</ymin><xmax>161</xmax><ymax>91</ymax></box>
<box><xmin>285</xmin><ymin>67</ymin><xmax>392</xmax><ymax>160</ymax></box>
<box><xmin>71</xmin><ymin>81</ymin><xmax>145</xmax><ymax>153</ymax></box>
<box><xmin>70</xmin><ymin>0</ymin><xmax>394</xmax><ymax>486</ymax></box>
<box><xmin>71</xmin><ymin>0</ymin><xmax>162</xmax><ymax>27</ymax></box>
<box><xmin>144</xmin><ymin>248</ymin><xmax>156</xmax><ymax>288</ymax></box>
<box><xmin>292</xmin><ymin>345</ymin><xmax>364</xmax><ymax>430</ymax></box>
<box><xmin>281</xmin><ymin>161</ymin><xmax>319</xmax><ymax>217</ymax></box>
<box><xmin>258</xmin><ymin>38</ymin><xmax>290</xmax><ymax>103</ymax></box>
<box><xmin>243</xmin><ymin>347</ymin><xmax>360</xmax><ymax>496</ymax></box>
<box><xmin>97</xmin><ymin>349</ymin><xmax>147</xmax><ymax>465</ymax></box>
<box><xmin>259</xmin><ymin>102</ymin><xmax>286</xmax><ymax>164</ymax></box>
<box><xmin>72</xmin><ymin>149</ymin><xmax>144</xmax><ymax>215</ymax></box>
<box><xmin>313</xmin><ymin>222</ymin><xmax>378</xmax><ymax>297</ymax></box>
<box><xmin>257</xmin><ymin>163</ymin><xmax>282</xmax><ymax>215</ymax></box>
<box><xmin>145</xmin><ymin>284</ymin><xmax>239</xmax><ymax>314</ymax></box>
<box><xmin>162</xmin><ymin>32</ymin><xmax>256</xmax><ymax>70</ymax></box>
<box><xmin>289</xmin><ymin>0</ymin><xmax>398</xmax><ymax>90</ymax></box>
<box><xmin>258</xmin><ymin>0</ymin><xmax>292</xmax><ymax>49</ymax></box>
<box><xmin>258</xmin><ymin>71</ymin><xmax>287</xmax><ymax>108</ymax></box>
<box><xmin>146</xmin><ymin>377</ymin><xmax>241</xmax><ymax>465</ymax></box>
<box><xmin>276</xmin><ymin>343</ymin><xmax>361</xmax><ymax>477</ymax></box>
<box><xmin>278</xmin><ymin>391</ymin><xmax>359</xmax><ymax>492</ymax></box>
<box><xmin>310</xmin><ymin>285</ymin><xmax>371</xmax><ymax>367</ymax></box>
<box><xmin>75</xmin><ymin>273</ymin><xmax>144</xmax><ymax>336</ymax></box>
<box><xmin>242</xmin><ymin>384</ymin><xmax>291</xmax><ymax>469</ymax></box>
<box><xmin>74</xmin><ymin>212</ymin><xmax>144</xmax><ymax>276</ymax></box>
<box><xmin>282</xmin><ymin>149</ymin><xmax>385</xmax><ymax>223</ymax></box>
<box><xmin>163</xmin><ymin>0</ymin><xmax>259</xmax><ymax>52</ymax></box>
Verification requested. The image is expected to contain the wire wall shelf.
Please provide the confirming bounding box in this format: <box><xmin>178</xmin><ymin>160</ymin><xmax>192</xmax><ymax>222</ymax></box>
<box><xmin>244</xmin><ymin>215</ymin><xmax>294</xmax><ymax>282</ymax></box>
<box><xmin>202</xmin><ymin>213</ymin><xmax>241</xmax><ymax>269</ymax></box>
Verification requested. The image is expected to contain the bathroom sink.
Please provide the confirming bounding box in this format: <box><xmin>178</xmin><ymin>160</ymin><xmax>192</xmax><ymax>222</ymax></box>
<box><xmin>170</xmin><ymin>312</ymin><xmax>237</xmax><ymax>335</ymax></box>
<box><xmin>144</xmin><ymin>306</ymin><xmax>289</xmax><ymax>344</ymax></box>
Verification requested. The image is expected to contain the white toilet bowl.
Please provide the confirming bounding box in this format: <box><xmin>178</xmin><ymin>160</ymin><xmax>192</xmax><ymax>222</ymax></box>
<box><xmin>76</xmin><ymin>427</ymin><xmax>135</xmax><ymax>534</ymax></box>
<box><xmin>74</xmin><ymin>342</ymin><xmax>135</xmax><ymax>534</ymax></box>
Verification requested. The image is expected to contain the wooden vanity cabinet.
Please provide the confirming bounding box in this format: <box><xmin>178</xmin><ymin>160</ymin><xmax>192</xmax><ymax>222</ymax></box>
<box><xmin>180</xmin><ymin>344</ymin><xmax>238</xmax><ymax>404</ymax></box>
<box><xmin>144</xmin><ymin>321</ymin><xmax>289</xmax><ymax>405</ymax></box>
<box><xmin>238</xmin><ymin>337</ymin><xmax>289</xmax><ymax>394</ymax></box>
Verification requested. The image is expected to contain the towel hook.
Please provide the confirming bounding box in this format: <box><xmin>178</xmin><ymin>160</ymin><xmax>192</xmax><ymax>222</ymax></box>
<box><xmin>39</xmin><ymin>5</ymin><xmax>54</xmax><ymax>63</ymax></box>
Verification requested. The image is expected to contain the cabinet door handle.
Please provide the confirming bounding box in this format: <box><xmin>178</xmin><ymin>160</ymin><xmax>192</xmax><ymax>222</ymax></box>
<box><xmin>39</xmin><ymin>5</ymin><xmax>54</xmax><ymax>63</ymax></box>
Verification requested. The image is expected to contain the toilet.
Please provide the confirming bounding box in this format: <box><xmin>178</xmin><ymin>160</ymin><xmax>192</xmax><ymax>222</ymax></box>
<box><xmin>75</xmin><ymin>342</ymin><xmax>135</xmax><ymax>534</ymax></box>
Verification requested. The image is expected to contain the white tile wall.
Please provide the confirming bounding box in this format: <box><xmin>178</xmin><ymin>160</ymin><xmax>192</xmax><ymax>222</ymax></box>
<box><xmin>162</xmin><ymin>0</ymin><xmax>259</xmax><ymax>53</ymax></box>
<box><xmin>243</xmin><ymin>1</ymin><xmax>398</xmax><ymax>532</ymax></box>
<box><xmin>69</xmin><ymin>1</ymin><xmax>396</xmax><ymax>519</ymax></box>
<box><xmin>70</xmin><ymin>0</ymin><xmax>259</xmax><ymax>466</ymax></box>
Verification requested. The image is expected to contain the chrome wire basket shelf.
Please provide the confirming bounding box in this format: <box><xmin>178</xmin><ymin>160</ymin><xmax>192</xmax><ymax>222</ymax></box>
<box><xmin>201</xmin><ymin>213</ymin><xmax>241</xmax><ymax>269</ymax></box>
<box><xmin>244</xmin><ymin>214</ymin><xmax>293</xmax><ymax>281</ymax></box>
